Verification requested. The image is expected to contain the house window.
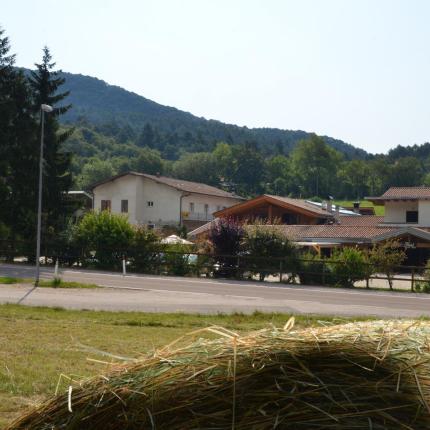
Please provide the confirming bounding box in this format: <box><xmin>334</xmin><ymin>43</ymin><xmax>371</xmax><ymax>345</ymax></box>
<box><xmin>406</xmin><ymin>211</ymin><xmax>418</xmax><ymax>223</ymax></box>
<box><xmin>121</xmin><ymin>200</ymin><xmax>128</xmax><ymax>213</ymax></box>
<box><xmin>216</xmin><ymin>205</ymin><xmax>221</xmax><ymax>211</ymax></box>
<box><xmin>204</xmin><ymin>204</ymin><xmax>209</xmax><ymax>214</ymax></box>
<box><xmin>101</xmin><ymin>200</ymin><xmax>111</xmax><ymax>211</ymax></box>
<box><xmin>147</xmin><ymin>201</ymin><xmax>154</xmax><ymax>207</ymax></box>
<box><xmin>189</xmin><ymin>202</ymin><xmax>195</xmax><ymax>212</ymax></box>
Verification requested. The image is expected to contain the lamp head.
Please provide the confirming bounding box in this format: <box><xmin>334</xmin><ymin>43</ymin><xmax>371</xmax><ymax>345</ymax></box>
<box><xmin>41</xmin><ymin>104</ymin><xmax>53</xmax><ymax>113</ymax></box>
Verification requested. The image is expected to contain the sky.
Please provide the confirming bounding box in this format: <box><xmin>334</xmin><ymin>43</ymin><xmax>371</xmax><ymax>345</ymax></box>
<box><xmin>2</xmin><ymin>0</ymin><xmax>430</xmax><ymax>154</ymax></box>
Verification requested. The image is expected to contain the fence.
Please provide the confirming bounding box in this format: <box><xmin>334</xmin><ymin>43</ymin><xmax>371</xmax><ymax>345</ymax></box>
<box><xmin>0</xmin><ymin>239</ymin><xmax>427</xmax><ymax>292</ymax></box>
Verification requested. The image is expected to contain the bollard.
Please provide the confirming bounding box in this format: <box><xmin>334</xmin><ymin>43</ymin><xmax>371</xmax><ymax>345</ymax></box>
<box><xmin>122</xmin><ymin>257</ymin><xmax>126</xmax><ymax>277</ymax></box>
<box><xmin>54</xmin><ymin>258</ymin><xmax>59</xmax><ymax>278</ymax></box>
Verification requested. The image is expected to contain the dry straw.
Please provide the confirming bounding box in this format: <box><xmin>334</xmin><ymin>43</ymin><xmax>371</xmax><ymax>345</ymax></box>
<box><xmin>8</xmin><ymin>319</ymin><xmax>430</xmax><ymax>429</ymax></box>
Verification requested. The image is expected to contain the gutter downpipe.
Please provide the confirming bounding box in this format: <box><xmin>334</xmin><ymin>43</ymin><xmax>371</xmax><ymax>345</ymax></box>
<box><xmin>179</xmin><ymin>193</ymin><xmax>191</xmax><ymax>226</ymax></box>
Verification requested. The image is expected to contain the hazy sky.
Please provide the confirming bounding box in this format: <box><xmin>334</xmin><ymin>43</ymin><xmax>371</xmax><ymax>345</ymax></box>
<box><xmin>3</xmin><ymin>0</ymin><xmax>430</xmax><ymax>153</ymax></box>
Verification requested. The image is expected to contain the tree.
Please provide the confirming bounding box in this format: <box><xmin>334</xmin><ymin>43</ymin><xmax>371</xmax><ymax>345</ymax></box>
<box><xmin>73</xmin><ymin>211</ymin><xmax>134</xmax><ymax>269</ymax></box>
<box><xmin>0</xmin><ymin>27</ymin><xmax>38</xmax><ymax>241</ymax></box>
<box><xmin>389</xmin><ymin>157</ymin><xmax>423</xmax><ymax>187</ymax></box>
<box><xmin>231</xmin><ymin>143</ymin><xmax>265</xmax><ymax>195</ymax></box>
<box><xmin>242</xmin><ymin>224</ymin><xmax>297</xmax><ymax>281</ymax></box>
<box><xmin>337</xmin><ymin>160</ymin><xmax>370</xmax><ymax>199</ymax></box>
<box><xmin>291</xmin><ymin>135</ymin><xmax>343</xmax><ymax>197</ymax></box>
<box><xmin>265</xmin><ymin>155</ymin><xmax>293</xmax><ymax>195</ymax></box>
<box><xmin>77</xmin><ymin>159</ymin><xmax>116</xmax><ymax>190</ymax></box>
<box><xmin>137</xmin><ymin>123</ymin><xmax>155</xmax><ymax>148</ymax></box>
<box><xmin>171</xmin><ymin>152</ymin><xmax>219</xmax><ymax>185</ymax></box>
<box><xmin>133</xmin><ymin>147</ymin><xmax>164</xmax><ymax>175</ymax></box>
<box><xmin>209</xmin><ymin>217</ymin><xmax>244</xmax><ymax>277</ymax></box>
<box><xmin>369</xmin><ymin>239</ymin><xmax>406</xmax><ymax>290</ymax></box>
<box><xmin>28</xmin><ymin>46</ymin><xmax>74</xmax><ymax>238</ymax></box>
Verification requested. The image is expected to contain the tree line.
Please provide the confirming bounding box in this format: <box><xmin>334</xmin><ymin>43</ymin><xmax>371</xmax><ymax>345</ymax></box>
<box><xmin>71</xmin><ymin>126</ymin><xmax>428</xmax><ymax>200</ymax></box>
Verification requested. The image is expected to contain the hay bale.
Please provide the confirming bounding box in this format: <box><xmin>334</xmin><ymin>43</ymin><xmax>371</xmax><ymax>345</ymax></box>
<box><xmin>8</xmin><ymin>320</ymin><xmax>430</xmax><ymax>429</ymax></box>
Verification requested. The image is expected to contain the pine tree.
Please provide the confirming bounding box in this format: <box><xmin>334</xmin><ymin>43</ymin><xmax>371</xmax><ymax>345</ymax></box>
<box><xmin>28</xmin><ymin>46</ymin><xmax>73</xmax><ymax>239</ymax></box>
<box><xmin>0</xmin><ymin>27</ymin><xmax>37</xmax><ymax>241</ymax></box>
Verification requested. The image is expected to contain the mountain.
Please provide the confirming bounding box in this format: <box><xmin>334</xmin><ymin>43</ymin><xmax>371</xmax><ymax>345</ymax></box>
<box><xmin>56</xmin><ymin>71</ymin><xmax>368</xmax><ymax>160</ymax></box>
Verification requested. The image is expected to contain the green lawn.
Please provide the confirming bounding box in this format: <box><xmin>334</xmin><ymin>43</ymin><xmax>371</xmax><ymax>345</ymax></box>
<box><xmin>0</xmin><ymin>277</ymin><xmax>98</xmax><ymax>289</ymax></box>
<box><xmin>0</xmin><ymin>304</ymin><xmax>375</xmax><ymax>428</ymax></box>
<box><xmin>335</xmin><ymin>200</ymin><xmax>384</xmax><ymax>216</ymax></box>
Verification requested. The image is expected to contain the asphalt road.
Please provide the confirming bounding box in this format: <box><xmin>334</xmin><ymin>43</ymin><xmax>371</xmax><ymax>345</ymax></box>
<box><xmin>1</xmin><ymin>263</ymin><xmax>430</xmax><ymax>317</ymax></box>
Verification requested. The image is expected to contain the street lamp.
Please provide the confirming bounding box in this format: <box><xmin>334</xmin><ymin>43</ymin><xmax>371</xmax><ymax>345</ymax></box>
<box><xmin>34</xmin><ymin>104</ymin><xmax>53</xmax><ymax>287</ymax></box>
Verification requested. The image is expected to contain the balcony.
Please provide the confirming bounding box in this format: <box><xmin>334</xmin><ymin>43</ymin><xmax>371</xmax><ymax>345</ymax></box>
<box><xmin>182</xmin><ymin>211</ymin><xmax>214</xmax><ymax>222</ymax></box>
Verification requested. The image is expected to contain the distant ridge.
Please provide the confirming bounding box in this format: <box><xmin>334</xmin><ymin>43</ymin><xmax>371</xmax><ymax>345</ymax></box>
<box><xmin>51</xmin><ymin>71</ymin><xmax>368</xmax><ymax>159</ymax></box>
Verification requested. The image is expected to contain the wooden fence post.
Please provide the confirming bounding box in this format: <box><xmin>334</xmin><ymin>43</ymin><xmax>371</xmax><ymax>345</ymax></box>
<box><xmin>411</xmin><ymin>268</ymin><xmax>415</xmax><ymax>292</ymax></box>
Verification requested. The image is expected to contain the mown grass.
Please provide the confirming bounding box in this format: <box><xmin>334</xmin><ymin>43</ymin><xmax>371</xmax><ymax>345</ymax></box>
<box><xmin>335</xmin><ymin>200</ymin><xmax>384</xmax><ymax>216</ymax></box>
<box><xmin>0</xmin><ymin>277</ymin><xmax>98</xmax><ymax>289</ymax></box>
<box><xmin>0</xmin><ymin>304</ymin><xmax>377</xmax><ymax>427</ymax></box>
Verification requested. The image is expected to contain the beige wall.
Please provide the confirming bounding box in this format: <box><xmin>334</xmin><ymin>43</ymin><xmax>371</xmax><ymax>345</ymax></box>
<box><xmin>384</xmin><ymin>201</ymin><xmax>418</xmax><ymax>224</ymax></box>
<box><xmin>139</xmin><ymin>178</ymin><xmax>182</xmax><ymax>225</ymax></box>
<box><xmin>183</xmin><ymin>194</ymin><xmax>242</xmax><ymax>221</ymax></box>
<box><xmin>93</xmin><ymin>174</ymin><xmax>241</xmax><ymax>227</ymax></box>
<box><xmin>418</xmin><ymin>201</ymin><xmax>430</xmax><ymax>226</ymax></box>
<box><xmin>93</xmin><ymin>175</ymin><xmax>138</xmax><ymax>223</ymax></box>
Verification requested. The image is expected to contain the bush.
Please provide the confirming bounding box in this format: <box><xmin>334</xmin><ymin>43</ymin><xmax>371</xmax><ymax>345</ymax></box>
<box><xmin>327</xmin><ymin>247</ymin><xmax>370</xmax><ymax>288</ymax></box>
<box><xmin>74</xmin><ymin>211</ymin><xmax>134</xmax><ymax>269</ymax></box>
<box><xmin>241</xmin><ymin>225</ymin><xmax>297</xmax><ymax>281</ymax></box>
<box><xmin>297</xmin><ymin>252</ymin><xmax>326</xmax><ymax>285</ymax></box>
<box><xmin>369</xmin><ymin>239</ymin><xmax>406</xmax><ymax>290</ymax></box>
<box><xmin>129</xmin><ymin>226</ymin><xmax>160</xmax><ymax>273</ymax></box>
<box><xmin>162</xmin><ymin>243</ymin><xmax>195</xmax><ymax>276</ymax></box>
<box><xmin>416</xmin><ymin>259</ymin><xmax>430</xmax><ymax>293</ymax></box>
<box><xmin>209</xmin><ymin>218</ymin><xmax>244</xmax><ymax>278</ymax></box>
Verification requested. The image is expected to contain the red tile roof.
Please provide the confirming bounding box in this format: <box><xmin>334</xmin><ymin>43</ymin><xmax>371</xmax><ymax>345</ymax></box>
<box><xmin>339</xmin><ymin>216</ymin><xmax>384</xmax><ymax>226</ymax></box>
<box><xmin>91</xmin><ymin>172</ymin><xmax>244</xmax><ymax>199</ymax></box>
<box><xmin>367</xmin><ymin>187</ymin><xmax>430</xmax><ymax>201</ymax></box>
<box><xmin>265</xmin><ymin>195</ymin><xmax>334</xmax><ymax>217</ymax></box>
<box><xmin>254</xmin><ymin>225</ymin><xmax>397</xmax><ymax>241</ymax></box>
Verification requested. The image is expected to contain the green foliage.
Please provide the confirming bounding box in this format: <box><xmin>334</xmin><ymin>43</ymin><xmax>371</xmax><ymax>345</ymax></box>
<box><xmin>162</xmin><ymin>244</ymin><xmax>194</xmax><ymax>276</ymax></box>
<box><xmin>369</xmin><ymin>239</ymin><xmax>406</xmax><ymax>290</ymax></box>
<box><xmin>129</xmin><ymin>226</ymin><xmax>160</xmax><ymax>273</ymax></box>
<box><xmin>73</xmin><ymin>211</ymin><xmax>134</xmax><ymax>269</ymax></box>
<box><xmin>297</xmin><ymin>252</ymin><xmax>326</xmax><ymax>285</ymax></box>
<box><xmin>327</xmin><ymin>247</ymin><xmax>370</xmax><ymax>288</ymax></box>
<box><xmin>241</xmin><ymin>225</ymin><xmax>297</xmax><ymax>281</ymax></box>
<box><xmin>77</xmin><ymin>158</ymin><xmax>116</xmax><ymax>189</ymax></box>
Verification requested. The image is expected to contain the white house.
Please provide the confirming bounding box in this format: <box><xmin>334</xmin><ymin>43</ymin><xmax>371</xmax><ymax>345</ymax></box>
<box><xmin>91</xmin><ymin>172</ymin><xmax>244</xmax><ymax>229</ymax></box>
<box><xmin>367</xmin><ymin>187</ymin><xmax>430</xmax><ymax>227</ymax></box>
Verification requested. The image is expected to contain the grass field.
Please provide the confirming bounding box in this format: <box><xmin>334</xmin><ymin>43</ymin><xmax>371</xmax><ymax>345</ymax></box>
<box><xmin>0</xmin><ymin>305</ymin><xmax>377</xmax><ymax>428</ymax></box>
<box><xmin>335</xmin><ymin>200</ymin><xmax>384</xmax><ymax>216</ymax></box>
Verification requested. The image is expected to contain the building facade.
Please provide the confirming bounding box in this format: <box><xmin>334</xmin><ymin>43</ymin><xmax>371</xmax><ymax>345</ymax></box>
<box><xmin>91</xmin><ymin>172</ymin><xmax>244</xmax><ymax>229</ymax></box>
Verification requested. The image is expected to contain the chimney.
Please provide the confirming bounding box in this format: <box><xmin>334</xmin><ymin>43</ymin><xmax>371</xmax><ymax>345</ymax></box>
<box><xmin>327</xmin><ymin>196</ymin><xmax>334</xmax><ymax>213</ymax></box>
<box><xmin>353</xmin><ymin>201</ymin><xmax>360</xmax><ymax>214</ymax></box>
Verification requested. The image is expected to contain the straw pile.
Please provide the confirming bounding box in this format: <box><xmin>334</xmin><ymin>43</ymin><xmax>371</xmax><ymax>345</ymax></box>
<box><xmin>8</xmin><ymin>319</ymin><xmax>430</xmax><ymax>430</ymax></box>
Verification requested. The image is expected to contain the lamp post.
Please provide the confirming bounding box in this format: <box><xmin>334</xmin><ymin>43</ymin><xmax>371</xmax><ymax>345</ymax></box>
<box><xmin>34</xmin><ymin>104</ymin><xmax>53</xmax><ymax>287</ymax></box>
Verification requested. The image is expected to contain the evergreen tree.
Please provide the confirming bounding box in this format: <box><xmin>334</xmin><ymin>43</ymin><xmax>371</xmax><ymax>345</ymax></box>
<box><xmin>0</xmin><ymin>27</ymin><xmax>37</xmax><ymax>241</ymax></box>
<box><xmin>28</xmin><ymin>46</ymin><xmax>73</xmax><ymax>238</ymax></box>
<box><xmin>138</xmin><ymin>123</ymin><xmax>155</xmax><ymax>148</ymax></box>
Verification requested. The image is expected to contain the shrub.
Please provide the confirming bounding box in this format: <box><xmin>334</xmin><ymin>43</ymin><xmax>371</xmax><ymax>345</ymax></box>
<box><xmin>209</xmin><ymin>217</ymin><xmax>244</xmax><ymax>278</ymax></box>
<box><xmin>241</xmin><ymin>225</ymin><xmax>297</xmax><ymax>281</ymax></box>
<box><xmin>369</xmin><ymin>239</ymin><xmax>406</xmax><ymax>290</ymax></box>
<box><xmin>162</xmin><ymin>243</ymin><xmax>194</xmax><ymax>276</ymax></box>
<box><xmin>129</xmin><ymin>226</ymin><xmax>160</xmax><ymax>273</ymax></box>
<box><xmin>297</xmin><ymin>252</ymin><xmax>326</xmax><ymax>285</ymax></box>
<box><xmin>327</xmin><ymin>247</ymin><xmax>370</xmax><ymax>288</ymax></box>
<box><xmin>416</xmin><ymin>259</ymin><xmax>430</xmax><ymax>293</ymax></box>
<box><xmin>74</xmin><ymin>211</ymin><xmax>134</xmax><ymax>269</ymax></box>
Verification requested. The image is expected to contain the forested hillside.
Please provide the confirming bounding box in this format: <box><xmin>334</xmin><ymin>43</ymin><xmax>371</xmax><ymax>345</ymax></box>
<box><xmin>57</xmin><ymin>71</ymin><xmax>368</xmax><ymax>160</ymax></box>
